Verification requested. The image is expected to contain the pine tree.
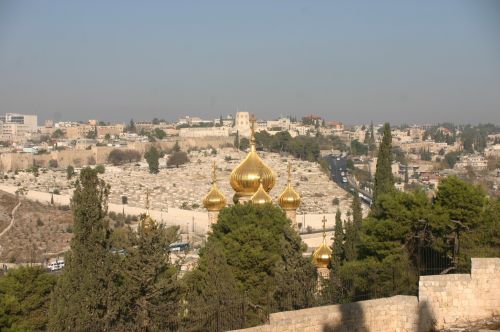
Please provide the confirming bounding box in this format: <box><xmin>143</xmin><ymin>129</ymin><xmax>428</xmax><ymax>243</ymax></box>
<box><xmin>116</xmin><ymin>223</ymin><xmax>181</xmax><ymax>330</ymax></box>
<box><xmin>49</xmin><ymin>167</ymin><xmax>118</xmax><ymax>331</ymax></box>
<box><xmin>144</xmin><ymin>146</ymin><xmax>160</xmax><ymax>174</ymax></box>
<box><xmin>373</xmin><ymin>122</ymin><xmax>394</xmax><ymax>204</ymax></box>
<box><xmin>184</xmin><ymin>241</ymin><xmax>242</xmax><ymax>330</ymax></box>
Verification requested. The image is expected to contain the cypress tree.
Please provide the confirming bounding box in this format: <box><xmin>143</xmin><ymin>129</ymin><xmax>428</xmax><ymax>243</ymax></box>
<box><xmin>144</xmin><ymin>146</ymin><xmax>160</xmax><ymax>174</ymax></box>
<box><xmin>49</xmin><ymin>167</ymin><xmax>118</xmax><ymax>331</ymax></box>
<box><xmin>332</xmin><ymin>209</ymin><xmax>344</xmax><ymax>269</ymax></box>
<box><xmin>369</xmin><ymin>121</ymin><xmax>376</xmax><ymax>154</ymax></box>
<box><xmin>373</xmin><ymin>122</ymin><xmax>394</xmax><ymax>204</ymax></box>
<box><xmin>234</xmin><ymin>130</ymin><xmax>240</xmax><ymax>149</ymax></box>
<box><xmin>344</xmin><ymin>194</ymin><xmax>362</xmax><ymax>261</ymax></box>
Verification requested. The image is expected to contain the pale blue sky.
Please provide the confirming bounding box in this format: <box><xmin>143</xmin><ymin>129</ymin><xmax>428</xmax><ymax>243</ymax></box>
<box><xmin>0</xmin><ymin>1</ymin><xmax>499</xmax><ymax>124</ymax></box>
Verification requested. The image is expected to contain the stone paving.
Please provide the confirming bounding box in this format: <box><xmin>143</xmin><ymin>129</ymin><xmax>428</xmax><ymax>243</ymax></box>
<box><xmin>1</xmin><ymin>147</ymin><xmax>359</xmax><ymax>217</ymax></box>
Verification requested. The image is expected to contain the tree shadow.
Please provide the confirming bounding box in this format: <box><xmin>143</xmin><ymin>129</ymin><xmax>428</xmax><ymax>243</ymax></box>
<box><xmin>417</xmin><ymin>300</ymin><xmax>436</xmax><ymax>332</ymax></box>
<box><xmin>322</xmin><ymin>301</ymin><xmax>366</xmax><ymax>332</ymax></box>
<box><xmin>319</xmin><ymin>299</ymin><xmax>436</xmax><ymax>332</ymax></box>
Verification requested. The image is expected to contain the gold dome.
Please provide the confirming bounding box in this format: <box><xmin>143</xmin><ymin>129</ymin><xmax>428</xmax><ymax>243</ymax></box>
<box><xmin>251</xmin><ymin>180</ymin><xmax>273</xmax><ymax>205</ymax></box>
<box><xmin>230</xmin><ymin>120</ymin><xmax>275</xmax><ymax>201</ymax></box>
<box><xmin>140</xmin><ymin>190</ymin><xmax>156</xmax><ymax>230</ymax></box>
<box><xmin>278</xmin><ymin>161</ymin><xmax>301</xmax><ymax>210</ymax></box>
<box><xmin>312</xmin><ymin>216</ymin><xmax>332</xmax><ymax>269</ymax></box>
<box><xmin>203</xmin><ymin>162</ymin><xmax>227</xmax><ymax>211</ymax></box>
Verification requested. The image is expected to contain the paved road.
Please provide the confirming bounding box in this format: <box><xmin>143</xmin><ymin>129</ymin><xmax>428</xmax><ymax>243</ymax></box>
<box><xmin>323</xmin><ymin>155</ymin><xmax>373</xmax><ymax>206</ymax></box>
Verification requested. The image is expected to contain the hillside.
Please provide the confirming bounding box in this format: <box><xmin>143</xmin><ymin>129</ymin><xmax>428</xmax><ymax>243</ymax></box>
<box><xmin>0</xmin><ymin>190</ymin><xmax>73</xmax><ymax>263</ymax></box>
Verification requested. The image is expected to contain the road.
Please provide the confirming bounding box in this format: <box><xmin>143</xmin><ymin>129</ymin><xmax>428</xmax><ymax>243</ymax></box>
<box><xmin>323</xmin><ymin>155</ymin><xmax>373</xmax><ymax>206</ymax></box>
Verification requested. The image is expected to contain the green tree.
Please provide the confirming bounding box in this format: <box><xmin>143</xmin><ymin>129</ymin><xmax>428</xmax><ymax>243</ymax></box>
<box><xmin>0</xmin><ymin>266</ymin><xmax>57</xmax><ymax>331</ymax></box>
<box><xmin>172</xmin><ymin>140</ymin><xmax>181</xmax><ymax>152</ymax></box>
<box><xmin>184</xmin><ymin>241</ymin><xmax>242</xmax><ymax>330</ymax></box>
<box><xmin>239</xmin><ymin>138</ymin><xmax>250</xmax><ymax>151</ymax></box>
<box><xmin>434</xmin><ymin>176</ymin><xmax>487</xmax><ymax>269</ymax></box>
<box><xmin>234</xmin><ymin>131</ymin><xmax>240</xmax><ymax>149</ymax></box>
<box><xmin>205</xmin><ymin>204</ymin><xmax>315</xmax><ymax>325</ymax></box>
<box><xmin>49</xmin><ymin>167</ymin><xmax>118</xmax><ymax>331</ymax></box>
<box><xmin>444</xmin><ymin>151</ymin><xmax>461</xmax><ymax>168</ymax></box>
<box><xmin>153</xmin><ymin>128</ymin><xmax>166</xmax><ymax>140</ymax></box>
<box><xmin>344</xmin><ymin>194</ymin><xmax>362</xmax><ymax>261</ymax></box>
<box><xmin>66</xmin><ymin>165</ymin><xmax>75</xmax><ymax>180</ymax></box>
<box><xmin>126</xmin><ymin>119</ymin><xmax>137</xmax><ymax>133</ymax></box>
<box><xmin>145</xmin><ymin>146</ymin><xmax>160</xmax><ymax>174</ymax></box>
<box><xmin>52</xmin><ymin>129</ymin><xmax>65</xmax><ymax>139</ymax></box>
<box><xmin>95</xmin><ymin>164</ymin><xmax>105</xmax><ymax>174</ymax></box>
<box><xmin>167</xmin><ymin>151</ymin><xmax>189</xmax><ymax>167</ymax></box>
<box><xmin>373</xmin><ymin>123</ymin><xmax>394</xmax><ymax>205</ymax></box>
<box><xmin>332</xmin><ymin>209</ymin><xmax>344</xmax><ymax>270</ymax></box>
<box><xmin>115</xmin><ymin>224</ymin><xmax>181</xmax><ymax>330</ymax></box>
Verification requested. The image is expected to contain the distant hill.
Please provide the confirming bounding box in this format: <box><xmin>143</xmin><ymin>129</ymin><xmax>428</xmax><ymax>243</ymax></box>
<box><xmin>0</xmin><ymin>190</ymin><xmax>73</xmax><ymax>264</ymax></box>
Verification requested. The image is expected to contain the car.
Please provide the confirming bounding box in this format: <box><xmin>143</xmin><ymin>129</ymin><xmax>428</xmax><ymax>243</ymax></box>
<box><xmin>47</xmin><ymin>260</ymin><xmax>65</xmax><ymax>272</ymax></box>
<box><xmin>336</xmin><ymin>157</ymin><xmax>340</xmax><ymax>161</ymax></box>
<box><xmin>342</xmin><ymin>177</ymin><xmax>347</xmax><ymax>183</ymax></box>
<box><xmin>341</xmin><ymin>171</ymin><xmax>345</xmax><ymax>176</ymax></box>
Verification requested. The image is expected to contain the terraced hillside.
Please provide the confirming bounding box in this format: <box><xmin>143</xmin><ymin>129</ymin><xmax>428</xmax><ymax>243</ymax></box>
<box><xmin>0</xmin><ymin>190</ymin><xmax>73</xmax><ymax>263</ymax></box>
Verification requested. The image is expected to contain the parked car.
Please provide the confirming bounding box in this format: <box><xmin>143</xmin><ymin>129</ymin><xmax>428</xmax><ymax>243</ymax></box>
<box><xmin>47</xmin><ymin>259</ymin><xmax>65</xmax><ymax>272</ymax></box>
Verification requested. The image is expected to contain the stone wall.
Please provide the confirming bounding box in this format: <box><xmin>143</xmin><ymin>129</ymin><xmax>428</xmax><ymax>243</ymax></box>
<box><xmin>0</xmin><ymin>137</ymin><xmax>234</xmax><ymax>172</ymax></box>
<box><xmin>419</xmin><ymin>257</ymin><xmax>500</xmax><ymax>329</ymax></box>
<box><xmin>233</xmin><ymin>258</ymin><xmax>500</xmax><ymax>332</ymax></box>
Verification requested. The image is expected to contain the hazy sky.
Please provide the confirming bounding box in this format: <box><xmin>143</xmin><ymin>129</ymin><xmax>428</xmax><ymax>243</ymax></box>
<box><xmin>0</xmin><ymin>1</ymin><xmax>499</xmax><ymax>125</ymax></box>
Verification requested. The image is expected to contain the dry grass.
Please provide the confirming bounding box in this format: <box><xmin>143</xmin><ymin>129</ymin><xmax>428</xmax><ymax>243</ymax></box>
<box><xmin>0</xmin><ymin>192</ymin><xmax>18</xmax><ymax>233</ymax></box>
<box><xmin>0</xmin><ymin>190</ymin><xmax>73</xmax><ymax>263</ymax></box>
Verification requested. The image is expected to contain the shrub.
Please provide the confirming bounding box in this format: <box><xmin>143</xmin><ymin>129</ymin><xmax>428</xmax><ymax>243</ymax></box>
<box><xmin>95</xmin><ymin>165</ymin><xmax>105</xmax><ymax>174</ymax></box>
<box><xmin>167</xmin><ymin>151</ymin><xmax>189</xmax><ymax>167</ymax></box>
<box><xmin>107</xmin><ymin>149</ymin><xmax>142</xmax><ymax>166</ymax></box>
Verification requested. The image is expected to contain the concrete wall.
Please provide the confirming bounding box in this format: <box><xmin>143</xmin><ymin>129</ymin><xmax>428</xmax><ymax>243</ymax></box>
<box><xmin>233</xmin><ymin>258</ymin><xmax>500</xmax><ymax>332</ymax></box>
<box><xmin>419</xmin><ymin>257</ymin><xmax>500</xmax><ymax>329</ymax></box>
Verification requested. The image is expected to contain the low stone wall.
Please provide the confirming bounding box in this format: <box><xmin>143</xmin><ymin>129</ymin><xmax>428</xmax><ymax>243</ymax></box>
<box><xmin>419</xmin><ymin>257</ymin><xmax>500</xmax><ymax>329</ymax></box>
<box><xmin>233</xmin><ymin>258</ymin><xmax>499</xmax><ymax>332</ymax></box>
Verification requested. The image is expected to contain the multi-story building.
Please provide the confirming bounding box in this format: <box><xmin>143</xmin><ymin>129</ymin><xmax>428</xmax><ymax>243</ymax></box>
<box><xmin>64</xmin><ymin>124</ymin><xmax>95</xmax><ymax>139</ymax></box>
<box><xmin>0</xmin><ymin>113</ymin><xmax>38</xmax><ymax>140</ymax></box>
<box><xmin>454</xmin><ymin>154</ymin><xmax>488</xmax><ymax>171</ymax></box>
<box><xmin>96</xmin><ymin>124</ymin><xmax>124</xmax><ymax>138</ymax></box>
<box><xmin>233</xmin><ymin>112</ymin><xmax>251</xmax><ymax>137</ymax></box>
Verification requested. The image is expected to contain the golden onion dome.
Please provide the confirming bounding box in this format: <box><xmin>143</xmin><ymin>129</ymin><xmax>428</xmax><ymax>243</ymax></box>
<box><xmin>278</xmin><ymin>161</ymin><xmax>301</xmax><ymax>210</ymax></box>
<box><xmin>312</xmin><ymin>216</ymin><xmax>332</xmax><ymax>269</ymax></box>
<box><xmin>203</xmin><ymin>162</ymin><xmax>227</xmax><ymax>211</ymax></box>
<box><xmin>230</xmin><ymin>120</ymin><xmax>275</xmax><ymax>200</ymax></box>
<box><xmin>250</xmin><ymin>180</ymin><xmax>273</xmax><ymax>205</ymax></box>
<box><xmin>140</xmin><ymin>190</ymin><xmax>156</xmax><ymax>230</ymax></box>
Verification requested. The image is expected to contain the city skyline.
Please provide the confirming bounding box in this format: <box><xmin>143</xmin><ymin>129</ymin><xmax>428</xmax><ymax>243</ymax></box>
<box><xmin>1</xmin><ymin>1</ymin><xmax>499</xmax><ymax>124</ymax></box>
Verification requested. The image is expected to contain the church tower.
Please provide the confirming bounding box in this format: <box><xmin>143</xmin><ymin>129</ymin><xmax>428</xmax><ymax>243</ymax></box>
<box><xmin>230</xmin><ymin>119</ymin><xmax>275</xmax><ymax>204</ymax></box>
<box><xmin>203</xmin><ymin>161</ymin><xmax>227</xmax><ymax>227</ymax></box>
<box><xmin>312</xmin><ymin>216</ymin><xmax>332</xmax><ymax>280</ymax></box>
<box><xmin>140</xmin><ymin>189</ymin><xmax>156</xmax><ymax>231</ymax></box>
<box><xmin>278</xmin><ymin>161</ymin><xmax>301</xmax><ymax>229</ymax></box>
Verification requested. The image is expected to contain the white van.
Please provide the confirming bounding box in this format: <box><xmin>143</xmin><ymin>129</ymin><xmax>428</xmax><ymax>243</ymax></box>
<box><xmin>47</xmin><ymin>259</ymin><xmax>65</xmax><ymax>271</ymax></box>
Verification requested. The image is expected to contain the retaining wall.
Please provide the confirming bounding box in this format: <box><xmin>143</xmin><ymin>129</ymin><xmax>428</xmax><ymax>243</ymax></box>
<box><xmin>234</xmin><ymin>257</ymin><xmax>499</xmax><ymax>332</ymax></box>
